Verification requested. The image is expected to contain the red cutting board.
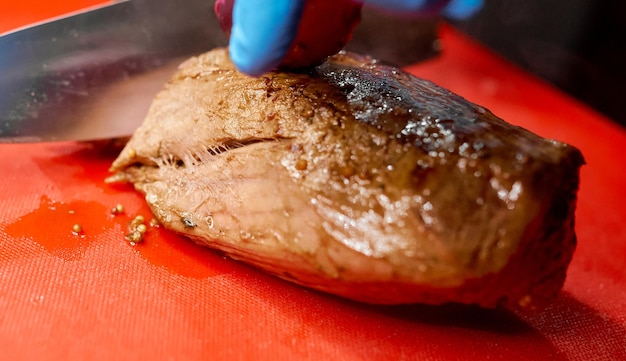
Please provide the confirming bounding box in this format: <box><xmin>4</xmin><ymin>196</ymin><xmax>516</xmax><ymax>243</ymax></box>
<box><xmin>0</xmin><ymin>0</ymin><xmax>108</xmax><ymax>33</ymax></box>
<box><xmin>1</xmin><ymin>3</ymin><xmax>625</xmax><ymax>360</ymax></box>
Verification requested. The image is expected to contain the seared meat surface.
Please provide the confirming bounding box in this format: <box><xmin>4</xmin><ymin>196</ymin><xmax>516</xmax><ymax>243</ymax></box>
<box><xmin>109</xmin><ymin>48</ymin><xmax>584</xmax><ymax>311</ymax></box>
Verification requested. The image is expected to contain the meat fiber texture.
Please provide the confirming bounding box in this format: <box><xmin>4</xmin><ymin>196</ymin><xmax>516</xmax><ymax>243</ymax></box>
<box><xmin>109</xmin><ymin>48</ymin><xmax>584</xmax><ymax>312</ymax></box>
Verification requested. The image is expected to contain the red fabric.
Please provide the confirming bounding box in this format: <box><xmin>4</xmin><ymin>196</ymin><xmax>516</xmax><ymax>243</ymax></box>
<box><xmin>1</xmin><ymin>4</ymin><xmax>625</xmax><ymax>359</ymax></box>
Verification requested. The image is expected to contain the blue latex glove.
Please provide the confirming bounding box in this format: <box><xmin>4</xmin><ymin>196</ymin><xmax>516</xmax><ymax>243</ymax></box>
<box><xmin>229</xmin><ymin>0</ymin><xmax>483</xmax><ymax>76</ymax></box>
<box><xmin>365</xmin><ymin>0</ymin><xmax>483</xmax><ymax>19</ymax></box>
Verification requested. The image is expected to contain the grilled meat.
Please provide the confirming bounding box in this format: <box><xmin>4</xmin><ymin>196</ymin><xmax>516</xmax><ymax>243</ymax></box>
<box><xmin>109</xmin><ymin>48</ymin><xmax>584</xmax><ymax>311</ymax></box>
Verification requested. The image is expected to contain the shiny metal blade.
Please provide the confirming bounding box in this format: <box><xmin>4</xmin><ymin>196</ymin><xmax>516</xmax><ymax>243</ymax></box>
<box><xmin>0</xmin><ymin>0</ymin><xmax>226</xmax><ymax>142</ymax></box>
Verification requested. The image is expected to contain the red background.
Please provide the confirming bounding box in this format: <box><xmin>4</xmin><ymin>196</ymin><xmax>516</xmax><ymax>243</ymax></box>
<box><xmin>1</xmin><ymin>2</ymin><xmax>625</xmax><ymax>360</ymax></box>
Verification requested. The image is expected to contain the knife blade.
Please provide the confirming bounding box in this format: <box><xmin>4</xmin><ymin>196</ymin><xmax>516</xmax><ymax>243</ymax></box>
<box><xmin>0</xmin><ymin>1</ymin><xmax>441</xmax><ymax>143</ymax></box>
<box><xmin>0</xmin><ymin>0</ymin><xmax>226</xmax><ymax>143</ymax></box>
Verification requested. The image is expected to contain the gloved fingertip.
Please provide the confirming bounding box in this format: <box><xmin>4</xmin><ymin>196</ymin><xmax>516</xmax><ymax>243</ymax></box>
<box><xmin>229</xmin><ymin>28</ymin><xmax>281</xmax><ymax>76</ymax></box>
<box><xmin>363</xmin><ymin>0</ymin><xmax>449</xmax><ymax>14</ymax></box>
<box><xmin>442</xmin><ymin>0</ymin><xmax>483</xmax><ymax>19</ymax></box>
<box><xmin>229</xmin><ymin>0</ymin><xmax>305</xmax><ymax>76</ymax></box>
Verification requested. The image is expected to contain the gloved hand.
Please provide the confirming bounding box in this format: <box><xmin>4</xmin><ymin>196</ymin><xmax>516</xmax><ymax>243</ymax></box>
<box><xmin>216</xmin><ymin>0</ymin><xmax>483</xmax><ymax>76</ymax></box>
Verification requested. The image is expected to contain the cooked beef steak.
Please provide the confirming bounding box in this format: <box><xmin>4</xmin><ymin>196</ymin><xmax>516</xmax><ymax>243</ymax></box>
<box><xmin>108</xmin><ymin>48</ymin><xmax>584</xmax><ymax>311</ymax></box>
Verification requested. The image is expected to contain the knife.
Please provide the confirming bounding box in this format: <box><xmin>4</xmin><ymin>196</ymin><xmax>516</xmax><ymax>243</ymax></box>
<box><xmin>0</xmin><ymin>1</ymin><xmax>440</xmax><ymax>143</ymax></box>
<box><xmin>0</xmin><ymin>0</ymin><xmax>227</xmax><ymax>143</ymax></box>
